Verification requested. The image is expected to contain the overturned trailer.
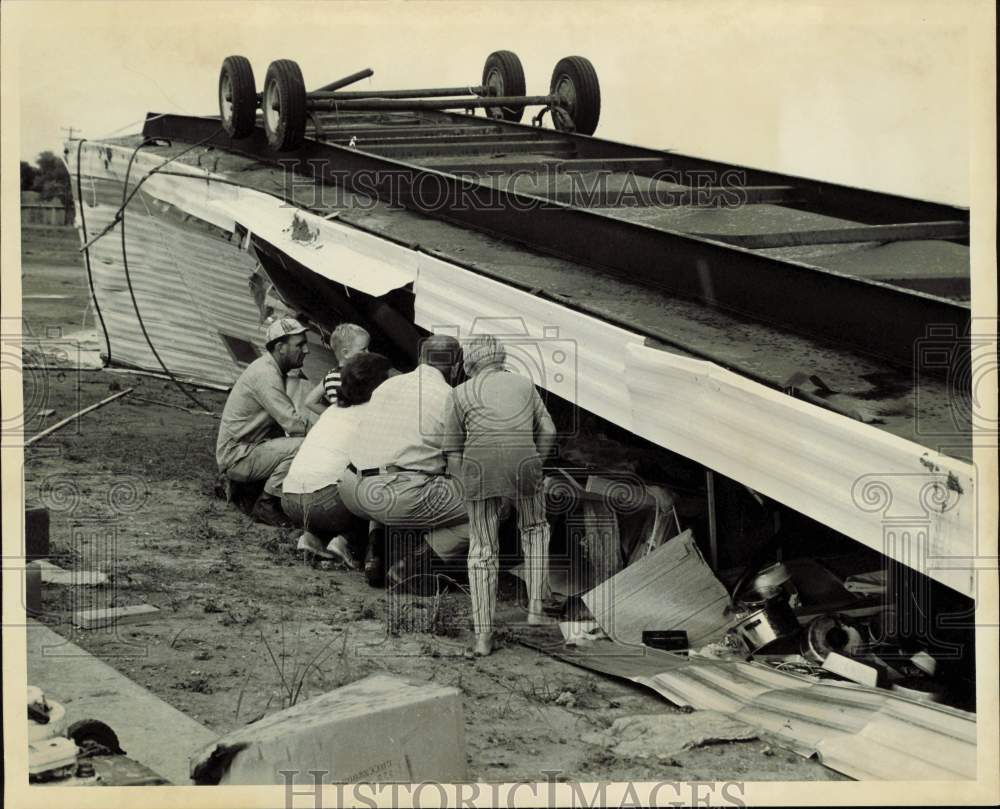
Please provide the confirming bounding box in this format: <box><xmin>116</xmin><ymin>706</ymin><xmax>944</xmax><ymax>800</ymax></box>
<box><xmin>64</xmin><ymin>51</ymin><xmax>979</xmax><ymax>776</ymax></box>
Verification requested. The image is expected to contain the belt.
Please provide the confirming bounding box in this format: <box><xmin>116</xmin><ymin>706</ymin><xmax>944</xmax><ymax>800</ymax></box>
<box><xmin>346</xmin><ymin>462</ymin><xmax>430</xmax><ymax>478</ymax></box>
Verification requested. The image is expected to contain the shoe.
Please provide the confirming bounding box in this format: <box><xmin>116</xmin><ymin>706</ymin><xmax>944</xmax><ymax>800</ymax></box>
<box><xmin>463</xmin><ymin>633</ymin><xmax>494</xmax><ymax>658</ymax></box>
<box><xmin>526</xmin><ymin>598</ymin><xmax>558</xmax><ymax>626</ymax></box>
<box><xmin>297</xmin><ymin>534</ymin><xmax>336</xmax><ymax>561</ymax></box>
<box><xmin>326</xmin><ymin>535</ymin><xmax>359</xmax><ymax>569</ymax></box>
<box><xmin>251</xmin><ymin>495</ymin><xmax>294</xmax><ymax>529</ymax></box>
<box><xmin>387</xmin><ymin>541</ymin><xmax>438</xmax><ymax>595</ymax></box>
<box><xmin>364</xmin><ymin>543</ymin><xmax>385</xmax><ymax>588</ymax></box>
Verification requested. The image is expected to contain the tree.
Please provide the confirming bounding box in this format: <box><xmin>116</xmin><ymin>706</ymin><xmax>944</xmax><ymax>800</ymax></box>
<box><xmin>30</xmin><ymin>150</ymin><xmax>74</xmax><ymax>221</ymax></box>
<box><xmin>33</xmin><ymin>151</ymin><xmax>71</xmax><ymax>203</ymax></box>
<box><xmin>20</xmin><ymin>161</ymin><xmax>38</xmax><ymax>192</ymax></box>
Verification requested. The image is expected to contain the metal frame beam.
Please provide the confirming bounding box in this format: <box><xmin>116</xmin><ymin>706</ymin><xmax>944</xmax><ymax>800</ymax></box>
<box><xmin>142</xmin><ymin>113</ymin><xmax>970</xmax><ymax>374</ymax></box>
<box><xmin>691</xmin><ymin>221</ymin><xmax>969</xmax><ymax>249</ymax></box>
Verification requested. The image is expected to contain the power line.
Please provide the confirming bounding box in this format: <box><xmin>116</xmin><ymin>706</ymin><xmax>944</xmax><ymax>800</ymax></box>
<box><xmin>61</xmin><ymin>126</ymin><xmax>81</xmax><ymax>140</ymax></box>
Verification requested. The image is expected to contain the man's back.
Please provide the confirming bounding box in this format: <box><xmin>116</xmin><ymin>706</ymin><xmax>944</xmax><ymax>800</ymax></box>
<box><xmin>349</xmin><ymin>365</ymin><xmax>451</xmax><ymax>473</ymax></box>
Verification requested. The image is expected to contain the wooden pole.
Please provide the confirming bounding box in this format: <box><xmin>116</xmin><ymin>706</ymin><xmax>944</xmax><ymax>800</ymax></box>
<box><xmin>706</xmin><ymin>469</ymin><xmax>719</xmax><ymax>571</ymax></box>
<box><xmin>24</xmin><ymin>388</ymin><xmax>134</xmax><ymax>447</ymax></box>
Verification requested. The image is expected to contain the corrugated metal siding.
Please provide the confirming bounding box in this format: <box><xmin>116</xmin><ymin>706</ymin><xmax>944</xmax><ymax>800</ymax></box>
<box><xmin>71</xmin><ymin>143</ymin><xmax>267</xmax><ymax>387</ymax></box>
<box><xmin>547</xmin><ymin>642</ymin><xmax>976</xmax><ymax>780</ymax></box>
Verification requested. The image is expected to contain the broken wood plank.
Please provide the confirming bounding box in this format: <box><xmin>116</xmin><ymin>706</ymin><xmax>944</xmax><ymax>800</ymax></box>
<box><xmin>689</xmin><ymin>220</ymin><xmax>969</xmax><ymax>249</ymax></box>
<box><xmin>73</xmin><ymin>604</ymin><xmax>160</xmax><ymax>629</ymax></box>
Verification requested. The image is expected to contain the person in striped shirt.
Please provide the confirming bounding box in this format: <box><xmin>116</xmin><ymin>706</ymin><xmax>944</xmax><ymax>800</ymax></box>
<box><xmin>304</xmin><ymin>323</ymin><xmax>370</xmax><ymax>415</ymax></box>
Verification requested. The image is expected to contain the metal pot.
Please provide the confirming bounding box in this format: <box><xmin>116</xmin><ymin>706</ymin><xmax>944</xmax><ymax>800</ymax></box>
<box><xmin>800</xmin><ymin>614</ymin><xmax>865</xmax><ymax>664</ymax></box>
<box><xmin>733</xmin><ymin>597</ymin><xmax>801</xmax><ymax>653</ymax></box>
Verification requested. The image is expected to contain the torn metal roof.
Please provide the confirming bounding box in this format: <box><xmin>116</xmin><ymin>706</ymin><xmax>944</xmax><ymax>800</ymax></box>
<box><xmin>529</xmin><ymin>637</ymin><xmax>977</xmax><ymax>781</ymax></box>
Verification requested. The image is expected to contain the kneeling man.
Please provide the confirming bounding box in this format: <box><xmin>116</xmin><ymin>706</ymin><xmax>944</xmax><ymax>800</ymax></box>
<box><xmin>216</xmin><ymin>317</ymin><xmax>314</xmax><ymax>527</ymax></box>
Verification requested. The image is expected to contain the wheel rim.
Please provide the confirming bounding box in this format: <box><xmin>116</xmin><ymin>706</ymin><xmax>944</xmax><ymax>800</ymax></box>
<box><xmin>554</xmin><ymin>75</ymin><xmax>577</xmax><ymax>118</ymax></box>
<box><xmin>486</xmin><ymin>67</ymin><xmax>505</xmax><ymax>96</ymax></box>
<box><xmin>485</xmin><ymin>68</ymin><xmax>505</xmax><ymax>117</ymax></box>
<box><xmin>264</xmin><ymin>78</ymin><xmax>282</xmax><ymax>134</ymax></box>
<box><xmin>219</xmin><ymin>73</ymin><xmax>234</xmax><ymax>127</ymax></box>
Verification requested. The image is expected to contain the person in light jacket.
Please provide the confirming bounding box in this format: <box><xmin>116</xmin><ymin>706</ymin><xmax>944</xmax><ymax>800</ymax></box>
<box><xmin>442</xmin><ymin>334</ymin><xmax>558</xmax><ymax>657</ymax></box>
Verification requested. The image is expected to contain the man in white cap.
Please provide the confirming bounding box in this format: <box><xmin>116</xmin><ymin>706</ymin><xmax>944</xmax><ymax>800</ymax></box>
<box><xmin>216</xmin><ymin>316</ymin><xmax>314</xmax><ymax>527</ymax></box>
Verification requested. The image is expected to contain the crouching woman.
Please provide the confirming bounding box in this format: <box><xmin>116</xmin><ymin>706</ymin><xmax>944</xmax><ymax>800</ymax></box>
<box><xmin>281</xmin><ymin>353</ymin><xmax>393</xmax><ymax>566</ymax></box>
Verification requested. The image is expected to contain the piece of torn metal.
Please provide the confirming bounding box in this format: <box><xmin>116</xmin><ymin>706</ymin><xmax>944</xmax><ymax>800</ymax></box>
<box><xmin>582</xmin><ymin>530</ymin><xmax>737</xmax><ymax>648</ymax></box>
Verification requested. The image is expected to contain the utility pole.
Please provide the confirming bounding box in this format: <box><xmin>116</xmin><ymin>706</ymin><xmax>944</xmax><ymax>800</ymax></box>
<box><xmin>60</xmin><ymin>126</ymin><xmax>81</xmax><ymax>140</ymax></box>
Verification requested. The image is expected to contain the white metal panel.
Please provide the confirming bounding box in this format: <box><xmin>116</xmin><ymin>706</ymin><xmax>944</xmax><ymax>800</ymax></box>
<box><xmin>413</xmin><ymin>254</ymin><xmax>641</xmax><ymax>427</ymax></box>
<box><xmin>210</xmin><ymin>194</ymin><xmax>417</xmax><ymax>297</ymax></box>
<box><xmin>624</xmin><ymin>343</ymin><xmax>977</xmax><ymax>597</ymax></box>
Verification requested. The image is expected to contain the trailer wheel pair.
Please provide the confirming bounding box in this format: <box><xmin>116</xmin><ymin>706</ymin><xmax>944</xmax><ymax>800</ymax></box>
<box><xmin>482</xmin><ymin>51</ymin><xmax>600</xmax><ymax>134</ymax></box>
<box><xmin>219</xmin><ymin>50</ymin><xmax>601</xmax><ymax>151</ymax></box>
<box><xmin>219</xmin><ymin>56</ymin><xmax>306</xmax><ymax>151</ymax></box>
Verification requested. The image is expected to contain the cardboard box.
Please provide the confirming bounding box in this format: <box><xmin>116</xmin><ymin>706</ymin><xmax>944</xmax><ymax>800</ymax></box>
<box><xmin>191</xmin><ymin>673</ymin><xmax>465</xmax><ymax>785</ymax></box>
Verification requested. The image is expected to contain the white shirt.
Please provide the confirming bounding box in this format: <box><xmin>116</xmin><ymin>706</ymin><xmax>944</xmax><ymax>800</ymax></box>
<box><xmin>283</xmin><ymin>403</ymin><xmax>368</xmax><ymax>494</ymax></box>
<box><xmin>347</xmin><ymin>365</ymin><xmax>452</xmax><ymax>473</ymax></box>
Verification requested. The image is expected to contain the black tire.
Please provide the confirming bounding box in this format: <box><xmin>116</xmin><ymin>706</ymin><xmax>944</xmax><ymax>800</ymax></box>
<box><xmin>263</xmin><ymin>59</ymin><xmax>307</xmax><ymax>151</ymax></box>
<box><xmin>550</xmin><ymin>56</ymin><xmax>601</xmax><ymax>135</ymax></box>
<box><xmin>67</xmin><ymin>719</ymin><xmax>125</xmax><ymax>755</ymax></box>
<box><xmin>218</xmin><ymin>56</ymin><xmax>257</xmax><ymax>138</ymax></box>
<box><xmin>482</xmin><ymin>50</ymin><xmax>526</xmax><ymax>122</ymax></box>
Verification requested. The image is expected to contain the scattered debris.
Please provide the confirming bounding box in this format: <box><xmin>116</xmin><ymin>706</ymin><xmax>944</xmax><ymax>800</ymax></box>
<box><xmin>73</xmin><ymin>604</ymin><xmax>160</xmax><ymax>630</ymax></box>
<box><xmin>30</xmin><ymin>560</ymin><xmax>107</xmax><ymax>587</ymax></box>
<box><xmin>821</xmin><ymin>651</ymin><xmax>879</xmax><ymax>687</ymax></box>
<box><xmin>26</xmin><ymin>388</ymin><xmax>134</xmax><ymax>447</ymax></box>
<box><xmin>582</xmin><ymin>712</ymin><xmax>758</xmax><ymax>759</ymax></box>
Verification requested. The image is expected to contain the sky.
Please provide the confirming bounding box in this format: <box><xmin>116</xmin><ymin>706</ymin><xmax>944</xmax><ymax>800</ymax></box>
<box><xmin>5</xmin><ymin>1</ymin><xmax>984</xmax><ymax>206</ymax></box>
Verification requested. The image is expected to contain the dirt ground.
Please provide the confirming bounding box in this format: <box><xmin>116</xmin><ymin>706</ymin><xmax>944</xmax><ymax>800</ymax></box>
<box><xmin>19</xmin><ymin>224</ymin><xmax>844</xmax><ymax>783</ymax></box>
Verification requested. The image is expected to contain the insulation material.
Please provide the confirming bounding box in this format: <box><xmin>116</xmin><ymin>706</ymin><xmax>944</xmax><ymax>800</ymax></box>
<box><xmin>582</xmin><ymin>530</ymin><xmax>736</xmax><ymax>647</ymax></box>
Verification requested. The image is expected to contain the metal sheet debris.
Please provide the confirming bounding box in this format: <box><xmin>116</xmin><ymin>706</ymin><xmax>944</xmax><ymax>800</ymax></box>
<box><xmin>581</xmin><ymin>530</ymin><xmax>736</xmax><ymax>648</ymax></box>
<box><xmin>534</xmin><ymin>639</ymin><xmax>977</xmax><ymax>781</ymax></box>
